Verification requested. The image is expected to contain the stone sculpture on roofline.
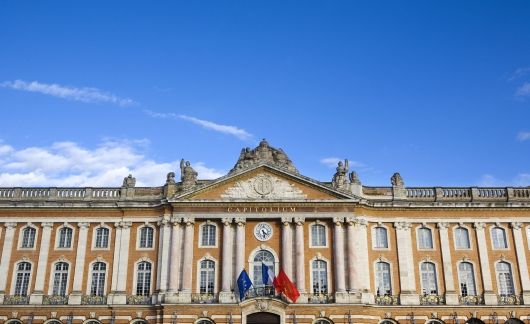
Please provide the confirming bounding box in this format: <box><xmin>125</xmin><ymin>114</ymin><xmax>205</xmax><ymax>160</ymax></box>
<box><xmin>180</xmin><ymin>158</ymin><xmax>198</xmax><ymax>190</ymax></box>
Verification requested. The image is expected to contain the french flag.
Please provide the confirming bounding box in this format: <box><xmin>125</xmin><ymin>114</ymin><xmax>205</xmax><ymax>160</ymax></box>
<box><xmin>261</xmin><ymin>263</ymin><xmax>275</xmax><ymax>286</ymax></box>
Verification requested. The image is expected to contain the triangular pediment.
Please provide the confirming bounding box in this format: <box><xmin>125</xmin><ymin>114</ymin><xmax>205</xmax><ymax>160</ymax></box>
<box><xmin>175</xmin><ymin>165</ymin><xmax>354</xmax><ymax>201</ymax></box>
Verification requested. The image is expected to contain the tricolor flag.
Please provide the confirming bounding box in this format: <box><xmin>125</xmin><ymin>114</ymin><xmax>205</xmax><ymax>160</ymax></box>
<box><xmin>261</xmin><ymin>263</ymin><xmax>275</xmax><ymax>286</ymax></box>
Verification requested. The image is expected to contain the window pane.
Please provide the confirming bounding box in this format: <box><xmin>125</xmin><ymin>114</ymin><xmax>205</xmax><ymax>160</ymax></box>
<box><xmin>140</xmin><ymin>227</ymin><xmax>154</xmax><ymax>248</ymax></box>
<box><xmin>253</xmin><ymin>250</ymin><xmax>274</xmax><ymax>286</ymax></box>
<box><xmin>201</xmin><ymin>224</ymin><xmax>216</xmax><ymax>246</ymax></box>
<box><xmin>311</xmin><ymin>224</ymin><xmax>326</xmax><ymax>246</ymax></box>
<box><xmin>455</xmin><ymin>228</ymin><xmax>470</xmax><ymax>249</ymax></box>
<box><xmin>418</xmin><ymin>228</ymin><xmax>433</xmax><ymax>249</ymax></box>
<box><xmin>421</xmin><ymin>262</ymin><xmax>437</xmax><ymax>295</ymax></box>
<box><xmin>375</xmin><ymin>262</ymin><xmax>391</xmax><ymax>296</ymax></box>
<box><xmin>497</xmin><ymin>262</ymin><xmax>514</xmax><ymax>295</ymax></box>
<box><xmin>492</xmin><ymin>228</ymin><xmax>507</xmax><ymax>249</ymax></box>
<box><xmin>312</xmin><ymin>260</ymin><xmax>327</xmax><ymax>294</ymax></box>
<box><xmin>374</xmin><ymin>227</ymin><xmax>388</xmax><ymax>248</ymax></box>
<box><xmin>199</xmin><ymin>260</ymin><xmax>215</xmax><ymax>294</ymax></box>
<box><xmin>458</xmin><ymin>262</ymin><xmax>476</xmax><ymax>296</ymax></box>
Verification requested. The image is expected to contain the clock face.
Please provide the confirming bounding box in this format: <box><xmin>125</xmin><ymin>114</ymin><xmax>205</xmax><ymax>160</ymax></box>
<box><xmin>254</xmin><ymin>222</ymin><xmax>273</xmax><ymax>241</ymax></box>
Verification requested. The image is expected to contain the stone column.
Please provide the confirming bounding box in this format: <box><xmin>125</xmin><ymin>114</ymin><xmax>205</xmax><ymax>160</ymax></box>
<box><xmin>178</xmin><ymin>217</ymin><xmax>194</xmax><ymax>302</ymax></box>
<box><xmin>0</xmin><ymin>222</ymin><xmax>17</xmax><ymax>304</ymax></box>
<box><xmin>155</xmin><ymin>215</ymin><xmax>172</xmax><ymax>303</ymax></box>
<box><xmin>68</xmin><ymin>222</ymin><xmax>89</xmax><ymax>305</ymax></box>
<box><xmin>356</xmin><ymin>218</ymin><xmax>373</xmax><ymax>304</ymax></box>
<box><xmin>220</xmin><ymin>217</ymin><xmax>235</xmax><ymax>303</ymax></box>
<box><xmin>437</xmin><ymin>222</ymin><xmax>458</xmax><ymax>305</ymax></box>
<box><xmin>108</xmin><ymin>221</ymin><xmax>131</xmax><ymax>304</ymax></box>
<box><xmin>281</xmin><ymin>217</ymin><xmax>293</xmax><ymax>279</ymax></box>
<box><xmin>166</xmin><ymin>217</ymin><xmax>182</xmax><ymax>300</ymax></box>
<box><xmin>333</xmin><ymin>217</ymin><xmax>347</xmax><ymax>303</ymax></box>
<box><xmin>394</xmin><ymin>222</ymin><xmax>419</xmax><ymax>305</ymax></box>
<box><xmin>294</xmin><ymin>216</ymin><xmax>307</xmax><ymax>302</ymax></box>
<box><xmin>511</xmin><ymin>222</ymin><xmax>530</xmax><ymax>304</ymax></box>
<box><xmin>474</xmin><ymin>222</ymin><xmax>496</xmax><ymax>305</ymax></box>
<box><xmin>29</xmin><ymin>222</ymin><xmax>54</xmax><ymax>304</ymax></box>
<box><xmin>234</xmin><ymin>217</ymin><xmax>246</xmax><ymax>283</ymax></box>
<box><xmin>346</xmin><ymin>217</ymin><xmax>357</xmax><ymax>295</ymax></box>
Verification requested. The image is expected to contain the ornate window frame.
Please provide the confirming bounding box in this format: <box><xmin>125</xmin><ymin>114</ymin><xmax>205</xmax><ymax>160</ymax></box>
<box><xmin>453</xmin><ymin>224</ymin><xmax>472</xmax><ymax>250</ymax></box>
<box><xmin>418</xmin><ymin>259</ymin><xmax>440</xmax><ymax>296</ymax></box>
<box><xmin>55</xmin><ymin>223</ymin><xmax>75</xmax><ymax>250</ymax></box>
<box><xmin>198</xmin><ymin>221</ymin><xmax>218</xmax><ymax>248</ymax></box>
<box><xmin>194</xmin><ymin>319</ymin><xmax>215</xmax><ymax>324</ymax></box>
<box><xmin>456</xmin><ymin>259</ymin><xmax>479</xmax><ymax>297</ymax></box>
<box><xmin>309</xmin><ymin>221</ymin><xmax>329</xmax><ymax>248</ymax></box>
<box><xmin>416</xmin><ymin>224</ymin><xmax>435</xmax><ymax>251</ymax></box>
<box><xmin>18</xmin><ymin>223</ymin><xmax>39</xmax><ymax>250</ymax></box>
<box><xmin>47</xmin><ymin>258</ymin><xmax>72</xmax><ymax>296</ymax></box>
<box><xmin>309</xmin><ymin>254</ymin><xmax>331</xmax><ymax>294</ymax></box>
<box><xmin>313</xmin><ymin>319</ymin><xmax>334</xmax><ymax>324</ymax></box>
<box><xmin>92</xmin><ymin>223</ymin><xmax>112</xmax><ymax>251</ymax></box>
<box><xmin>85</xmin><ymin>259</ymin><xmax>109</xmax><ymax>296</ymax></box>
<box><xmin>136</xmin><ymin>223</ymin><xmax>156</xmax><ymax>251</ymax></box>
<box><xmin>132</xmin><ymin>257</ymin><xmax>154</xmax><ymax>296</ymax></box>
<box><xmin>10</xmin><ymin>259</ymin><xmax>34</xmax><ymax>296</ymax></box>
<box><xmin>371</xmin><ymin>223</ymin><xmax>390</xmax><ymax>250</ymax></box>
<box><xmin>373</xmin><ymin>257</ymin><xmax>394</xmax><ymax>297</ymax></box>
<box><xmin>195</xmin><ymin>254</ymin><xmax>219</xmax><ymax>294</ymax></box>
<box><xmin>82</xmin><ymin>320</ymin><xmax>102</xmax><ymax>324</ymax></box>
<box><xmin>494</xmin><ymin>259</ymin><xmax>517</xmax><ymax>295</ymax></box>
<box><xmin>247</xmin><ymin>245</ymin><xmax>280</xmax><ymax>284</ymax></box>
<box><xmin>490</xmin><ymin>224</ymin><xmax>509</xmax><ymax>250</ymax></box>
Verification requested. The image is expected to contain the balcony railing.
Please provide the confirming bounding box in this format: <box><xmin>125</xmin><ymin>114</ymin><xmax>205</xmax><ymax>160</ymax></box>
<box><xmin>375</xmin><ymin>295</ymin><xmax>399</xmax><ymax>306</ymax></box>
<box><xmin>3</xmin><ymin>295</ymin><xmax>29</xmax><ymax>305</ymax></box>
<box><xmin>82</xmin><ymin>295</ymin><xmax>107</xmax><ymax>305</ymax></box>
<box><xmin>420</xmin><ymin>294</ymin><xmax>445</xmax><ymax>305</ymax></box>
<box><xmin>191</xmin><ymin>293</ymin><xmax>217</xmax><ymax>304</ymax></box>
<box><xmin>459</xmin><ymin>295</ymin><xmax>483</xmax><ymax>305</ymax></box>
<box><xmin>245</xmin><ymin>286</ymin><xmax>284</xmax><ymax>301</ymax></box>
<box><xmin>43</xmin><ymin>295</ymin><xmax>69</xmax><ymax>305</ymax></box>
<box><xmin>498</xmin><ymin>294</ymin><xmax>522</xmax><ymax>305</ymax></box>
<box><xmin>127</xmin><ymin>295</ymin><xmax>152</xmax><ymax>305</ymax></box>
<box><xmin>307</xmin><ymin>293</ymin><xmax>334</xmax><ymax>304</ymax></box>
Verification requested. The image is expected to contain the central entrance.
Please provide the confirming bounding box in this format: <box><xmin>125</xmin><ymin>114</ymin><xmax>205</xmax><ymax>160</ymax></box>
<box><xmin>247</xmin><ymin>312</ymin><xmax>281</xmax><ymax>324</ymax></box>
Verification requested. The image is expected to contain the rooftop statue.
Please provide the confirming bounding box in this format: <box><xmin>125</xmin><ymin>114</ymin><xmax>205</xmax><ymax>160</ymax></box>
<box><xmin>332</xmin><ymin>159</ymin><xmax>349</xmax><ymax>189</ymax></box>
<box><xmin>122</xmin><ymin>174</ymin><xmax>136</xmax><ymax>188</ymax></box>
<box><xmin>180</xmin><ymin>159</ymin><xmax>198</xmax><ymax>190</ymax></box>
<box><xmin>349</xmin><ymin>170</ymin><xmax>361</xmax><ymax>185</ymax></box>
<box><xmin>391</xmin><ymin>172</ymin><xmax>404</xmax><ymax>187</ymax></box>
<box><xmin>229</xmin><ymin>139</ymin><xmax>299</xmax><ymax>174</ymax></box>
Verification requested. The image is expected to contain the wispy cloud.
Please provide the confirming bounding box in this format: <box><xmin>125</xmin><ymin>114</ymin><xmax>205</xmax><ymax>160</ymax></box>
<box><xmin>517</xmin><ymin>131</ymin><xmax>530</xmax><ymax>141</ymax></box>
<box><xmin>145</xmin><ymin>109</ymin><xmax>253</xmax><ymax>140</ymax></box>
<box><xmin>0</xmin><ymin>139</ymin><xmax>224</xmax><ymax>186</ymax></box>
<box><xmin>508</xmin><ymin>67</ymin><xmax>530</xmax><ymax>81</ymax></box>
<box><xmin>1</xmin><ymin>80</ymin><xmax>136</xmax><ymax>106</ymax></box>
<box><xmin>320</xmin><ymin>157</ymin><xmax>365</xmax><ymax>168</ymax></box>
<box><xmin>479</xmin><ymin>173</ymin><xmax>530</xmax><ymax>187</ymax></box>
<box><xmin>515</xmin><ymin>82</ymin><xmax>530</xmax><ymax>99</ymax></box>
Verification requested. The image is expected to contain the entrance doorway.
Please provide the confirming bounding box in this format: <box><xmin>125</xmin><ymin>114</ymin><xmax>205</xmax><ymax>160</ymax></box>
<box><xmin>247</xmin><ymin>312</ymin><xmax>281</xmax><ymax>324</ymax></box>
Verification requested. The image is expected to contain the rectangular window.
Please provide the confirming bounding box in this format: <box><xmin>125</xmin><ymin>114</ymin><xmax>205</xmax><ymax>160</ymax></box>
<box><xmin>201</xmin><ymin>224</ymin><xmax>216</xmax><ymax>247</ymax></box>
<box><xmin>311</xmin><ymin>224</ymin><xmax>326</xmax><ymax>247</ymax></box>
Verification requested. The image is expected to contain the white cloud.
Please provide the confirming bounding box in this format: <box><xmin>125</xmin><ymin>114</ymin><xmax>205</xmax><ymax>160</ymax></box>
<box><xmin>0</xmin><ymin>139</ymin><xmax>224</xmax><ymax>187</ymax></box>
<box><xmin>509</xmin><ymin>67</ymin><xmax>530</xmax><ymax>81</ymax></box>
<box><xmin>515</xmin><ymin>82</ymin><xmax>530</xmax><ymax>98</ymax></box>
<box><xmin>517</xmin><ymin>131</ymin><xmax>530</xmax><ymax>141</ymax></box>
<box><xmin>478</xmin><ymin>174</ymin><xmax>502</xmax><ymax>187</ymax></box>
<box><xmin>320</xmin><ymin>157</ymin><xmax>365</xmax><ymax>168</ymax></box>
<box><xmin>0</xmin><ymin>80</ymin><xmax>136</xmax><ymax>106</ymax></box>
<box><xmin>479</xmin><ymin>173</ymin><xmax>530</xmax><ymax>187</ymax></box>
<box><xmin>144</xmin><ymin>109</ymin><xmax>252</xmax><ymax>140</ymax></box>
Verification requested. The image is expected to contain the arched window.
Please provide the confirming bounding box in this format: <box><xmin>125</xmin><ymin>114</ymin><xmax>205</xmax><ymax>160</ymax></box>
<box><xmin>21</xmin><ymin>227</ymin><xmax>36</xmax><ymax>248</ymax></box>
<box><xmin>380</xmin><ymin>321</ymin><xmax>397</xmax><ymax>324</ymax></box>
<box><xmin>197</xmin><ymin>320</ymin><xmax>214</xmax><ymax>324</ymax></box>
<box><xmin>374</xmin><ymin>227</ymin><xmax>388</xmax><ymax>248</ymax></box>
<box><xmin>496</xmin><ymin>262</ymin><xmax>514</xmax><ymax>295</ymax></box>
<box><xmin>458</xmin><ymin>262</ymin><xmax>476</xmax><ymax>296</ymax></box>
<box><xmin>253</xmin><ymin>250</ymin><xmax>274</xmax><ymax>286</ymax></box>
<box><xmin>199</xmin><ymin>260</ymin><xmax>215</xmax><ymax>294</ymax></box>
<box><xmin>491</xmin><ymin>227</ymin><xmax>508</xmax><ymax>249</ymax></box>
<box><xmin>90</xmin><ymin>262</ymin><xmax>106</xmax><ymax>296</ymax></box>
<box><xmin>454</xmin><ymin>227</ymin><xmax>470</xmax><ymax>249</ymax></box>
<box><xmin>85</xmin><ymin>321</ymin><xmax>101</xmax><ymax>324</ymax></box>
<box><xmin>136</xmin><ymin>261</ymin><xmax>152</xmax><ymax>296</ymax></box>
<box><xmin>465</xmin><ymin>319</ymin><xmax>485</xmax><ymax>324</ymax></box>
<box><xmin>52</xmin><ymin>262</ymin><xmax>69</xmax><ymax>296</ymax></box>
<box><xmin>14</xmin><ymin>262</ymin><xmax>32</xmax><ymax>296</ymax></box>
<box><xmin>375</xmin><ymin>261</ymin><xmax>391</xmax><ymax>296</ymax></box>
<box><xmin>57</xmin><ymin>227</ymin><xmax>73</xmax><ymax>248</ymax></box>
<box><xmin>315</xmin><ymin>319</ymin><xmax>333</xmax><ymax>324</ymax></box>
<box><xmin>420</xmin><ymin>262</ymin><xmax>438</xmax><ymax>295</ymax></box>
<box><xmin>45</xmin><ymin>320</ymin><xmax>62</xmax><ymax>324</ymax></box>
<box><xmin>201</xmin><ymin>224</ymin><xmax>216</xmax><ymax>247</ymax></box>
<box><xmin>418</xmin><ymin>227</ymin><xmax>433</xmax><ymax>249</ymax></box>
<box><xmin>311</xmin><ymin>260</ymin><xmax>328</xmax><ymax>294</ymax></box>
<box><xmin>95</xmin><ymin>227</ymin><xmax>109</xmax><ymax>248</ymax></box>
<box><xmin>6</xmin><ymin>321</ymin><xmax>23</xmax><ymax>324</ymax></box>
<box><xmin>139</xmin><ymin>226</ymin><xmax>154</xmax><ymax>248</ymax></box>
<box><xmin>311</xmin><ymin>224</ymin><xmax>326</xmax><ymax>247</ymax></box>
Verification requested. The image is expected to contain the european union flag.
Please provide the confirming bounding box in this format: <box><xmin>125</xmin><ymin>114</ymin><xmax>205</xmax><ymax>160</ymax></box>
<box><xmin>237</xmin><ymin>269</ymin><xmax>253</xmax><ymax>301</ymax></box>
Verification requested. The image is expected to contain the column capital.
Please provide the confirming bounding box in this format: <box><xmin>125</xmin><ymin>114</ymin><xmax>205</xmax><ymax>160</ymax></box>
<box><xmin>4</xmin><ymin>222</ymin><xmax>17</xmax><ymax>229</ymax></box>
<box><xmin>281</xmin><ymin>216</ymin><xmax>292</xmax><ymax>225</ymax></box>
<box><xmin>357</xmin><ymin>217</ymin><xmax>368</xmax><ymax>228</ymax></box>
<box><xmin>437</xmin><ymin>222</ymin><xmax>450</xmax><ymax>230</ymax></box>
<box><xmin>41</xmin><ymin>222</ymin><xmax>54</xmax><ymax>228</ymax></box>
<box><xmin>120</xmin><ymin>221</ymin><xmax>132</xmax><ymax>229</ymax></box>
<box><xmin>332</xmin><ymin>216</ymin><xmax>344</xmax><ymax>226</ymax></box>
<box><xmin>294</xmin><ymin>216</ymin><xmax>305</xmax><ymax>225</ymax></box>
<box><xmin>170</xmin><ymin>216</ymin><xmax>181</xmax><ymax>225</ymax></box>
<box><xmin>394</xmin><ymin>221</ymin><xmax>411</xmax><ymax>231</ymax></box>
<box><xmin>511</xmin><ymin>222</ymin><xmax>523</xmax><ymax>230</ymax></box>
<box><xmin>345</xmin><ymin>216</ymin><xmax>357</xmax><ymax>225</ymax></box>
<box><xmin>157</xmin><ymin>216</ymin><xmax>171</xmax><ymax>227</ymax></box>
<box><xmin>183</xmin><ymin>217</ymin><xmax>195</xmax><ymax>226</ymax></box>
<box><xmin>221</xmin><ymin>217</ymin><xmax>233</xmax><ymax>226</ymax></box>
<box><xmin>235</xmin><ymin>217</ymin><xmax>246</xmax><ymax>226</ymax></box>
<box><xmin>473</xmin><ymin>222</ymin><xmax>486</xmax><ymax>230</ymax></box>
<box><xmin>77</xmin><ymin>222</ymin><xmax>90</xmax><ymax>229</ymax></box>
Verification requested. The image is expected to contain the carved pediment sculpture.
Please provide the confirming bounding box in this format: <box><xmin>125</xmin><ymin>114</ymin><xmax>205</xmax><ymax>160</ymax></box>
<box><xmin>229</xmin><ymin>139</ymin><xmax>298</xmax><ymax>174</ymax></box>
<box><xmin>221</xmin><ymin>174</ymin><xmax>307</xmax><ymax>199</ymax></box>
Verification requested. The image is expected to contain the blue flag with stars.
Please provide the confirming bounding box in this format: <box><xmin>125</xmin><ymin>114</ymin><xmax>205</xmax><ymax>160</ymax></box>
<box><xmin>237</xmin><ymin>269</ymin><xmax>253</xmax><ymax>301</ymax></box>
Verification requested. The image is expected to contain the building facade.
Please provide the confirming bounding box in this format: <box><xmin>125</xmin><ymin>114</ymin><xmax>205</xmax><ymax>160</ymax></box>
<box><xmin>0</xmin><ymin>140</ymin><xmax>530</xmax><ymax>324</ymax></box>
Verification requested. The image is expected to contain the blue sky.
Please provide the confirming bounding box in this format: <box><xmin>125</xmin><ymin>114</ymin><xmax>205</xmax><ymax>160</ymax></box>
<box><xmin>1</xmin><ymin>1</ymin><xmax>529</xmax><ymax>187</ymax></box>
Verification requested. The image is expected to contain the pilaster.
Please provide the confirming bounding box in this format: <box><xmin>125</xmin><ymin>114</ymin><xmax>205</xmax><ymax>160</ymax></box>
<box><xmin>108</xmin><ymin>221</ymin><xmax>132</xmax><ymax>305</ymax></box>
<box><xmin>333</xmin><ymin>217</ymin><xmax>347</xmax><ymax>303</ymax></box>
<box><xmin>167</xmin><ymin>217</ymin><xmax>182</xmax><ymax>296</ymax></box>
<box><xmin>281</xmin><ymin>216</ymin><xmax>293</xmax><ymax>280</ymax></box>
<box><xmin>474</xmin><ymin>222</ymin><xmax>496</xmax><ymax>305</ymax></box>
<box><xmin>0</xmin><ymin>222</ymin><xmax>17</xmax><ymax>304</ymax></box>
<box><xmin>437</xmin><ymin>222</ymin><xmax>458</xmax><ymax>305</ymax></box>
<box><xmin>394</xmin><ymin>222</ymin><xmax>419</xmax><ymax>305</ymax></box>
<box><xmin>294</xmin><ymin>216</ymin><xmax>308</xmax><ymax>303</ymax></box>
<box><xmin>68</xmin><ymin>222</ymin><xmax>89</xmax><ymax>305</ymax></box>
<box><xmin>178</xmin><ymin>217</ymin><xmax>195</xmax><ymax>303</ymax></box>
<box><xmin>234</xmin><ymin>217</ymin><xmax>246</xmax><ymax>284</ymax></box>
<box><xmin>220</xmin><ymin>217</ymin><xmax>236</xmax><ymax>303</ymax></box>
<box><xmin>511</xmin><ymin>222</ymin><xmax>530</xmax><ymax>304</ymax></box>
<box><xmin>29</xmin><ymin>222</ymin><xmax>54</xmax><ymax>304</ymax></box>
<box><xmin>155</xmin><ymin>215</ymin><xmax>172</xmax><ymax>303</ymax></box>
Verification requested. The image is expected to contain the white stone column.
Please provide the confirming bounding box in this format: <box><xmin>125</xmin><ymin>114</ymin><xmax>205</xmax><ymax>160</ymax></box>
<box><xmin>281</xmin><ymin>217</ymin><xmax>293</xmax><ymax>280</ymax></box>
<box><xmin>220</xmin><ymin>217</ymin><xmax>235</xmax><ymax>303</ymax></box>
<box><xmin>109</xmin><ymin>222</ymin><xmax>123</xmax><ymax>295</ymax></box>
<box><xmin>29</xmin><ymin>222</ymin><xmax>54</xmax><ymax>304</ymax></box>
<box><xmin>68</xmin><ymin>222</ymin><xmax>89</xmax><ymax>305</ymax></box>
<box><xmin>474</xmin><ymin>222</ymin><xmax>496</xmax><ymax>305</ymax></box>
<box><xmin>511</xmin><ymin>222</ymin><xmax>530</xmax><ymax>304</ymax></box>
<box><xmin>437</xmin><ymin>222</ymin><xmax>458</xmax><ymax>305</ymax></box>
<box><xmin>355</xmin><ymin>218</ymin><xmax>373</xmax><ymax>304</ymax></box>
<box><xmin>0</xmin><ymin>222</ymin><xmax>17</xmax><ymax>304</ymax></box>
<box><xmin>333</xmin><ymin>217</ymin><xmax>347</xmax><ymax>303</ymax></box>
<box><xmin>167</xmin><ymin>217</ymin><xmax>182</xmax><ymax>298</ymax></box>
<box><xmin>294</xmin><ymin>216</ymin><xmax>307</xmax><ymax>302</ymax></box>
<box><xmin>178</xmin><ymin>217</ymin><xmax>194</xmax><ymax>302</ymax></box>
<box><xmin>394</xmin><ymin>222</ymin><xmax>419</xmax><ymax>305</ymax></box>
<box><xmin>234</xmin><ymin>217</ymin><xmax>246</xmax><ymax>282</ymax></box>
<box><xmin>155</xmin><ymin>215</ymin><xmax>172</xmax><ymax>303</ymax></box>
<box><xmin>346</xmin><ymin>217</ymin><xmax>356</xmax><ymax>294</ymax></box>
<box><xmin>108</xmin><ymin>221</ymin><xmax>131</xmax><ymax>304</ymax></box>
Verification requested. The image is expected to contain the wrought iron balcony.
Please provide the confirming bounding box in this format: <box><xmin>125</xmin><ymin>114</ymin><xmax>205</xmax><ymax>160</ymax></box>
<box><xmin>3</xmin><ymin>295</ymin><xmax>29</xmax><ymax>305</ymax></box>
<box><xmin>459</xmin><ymin>295</ymin><xmax>483</xmax><ymax>305</ymax></box>
<box><xmin>127</xmin><ymin>295</ymin><xmax>152</xmax><ymax>305</ymax></box>
<box><xmin>244</xmin><ymin>286</ymin><xmax>283</xmax><ymax>301</ymax></box>
<box><xmin>81</xmin><ymin>295</ymin><xmax>107</xmax><ymax>305</ymax></box>
<box><xmin>43</xmin><ymin>295</ymin><xmax>69</xmax><ymax>305</ymax></box>
<box><xmin>375</xmin><ymin>295</ymin><xmax>399</xmax><ymax>305</ymax></box>
<box><xmin>191</xmin><ymin>293</ymin><xmax>217</xmax><ymax>304</ymax></box>
<box><xmin>307</xmin><ymin>293</ymin><xmax>334</xmax><ymax>304</ymax></box>
<box><xmin>498</xmin><ymin>294</ymin><xmax>522</xmax><ymax>305</ymax></box>
<box><xmin>420</xmin><ymin>294</ymin><xmax>445</xmax><ymax>305</ymax></box>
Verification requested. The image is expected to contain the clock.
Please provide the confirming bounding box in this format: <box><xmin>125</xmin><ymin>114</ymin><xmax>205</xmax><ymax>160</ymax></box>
<box><xmin>254</xmin><ymin>222</ymin><xmax>273</xmax><ymax>241</ymax></box>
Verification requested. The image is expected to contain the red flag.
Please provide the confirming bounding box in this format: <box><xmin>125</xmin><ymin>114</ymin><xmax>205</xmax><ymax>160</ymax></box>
<box><xmin>274</xmin><ymin>269</ymin><xmax>300</xmax><ymax>302</ymax></box>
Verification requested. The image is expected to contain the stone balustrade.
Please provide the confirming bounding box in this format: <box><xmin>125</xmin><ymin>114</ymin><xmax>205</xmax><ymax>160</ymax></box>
<box><xmin>0</xmin><ymin>187</ymin><xmax>164</xmax><ymax>201</ymax></box>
